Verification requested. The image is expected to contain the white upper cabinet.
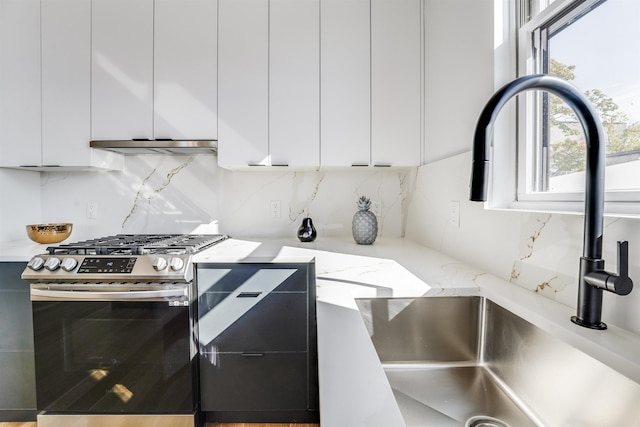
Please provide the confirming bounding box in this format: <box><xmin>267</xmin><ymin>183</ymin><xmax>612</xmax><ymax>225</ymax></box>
<box><xmin>217</xmin><ymin>0</ymin><xmax>269</xmax><ymax>167</ymax></box>
<box><xmin>91</xmin><ymin>0</ymin><xmax>153</xmax><ymax>140</ymax></box>
<box><xmin>42</xmin><ymin>0</ymin><xmax>91</xmax><ymax>166</ymax></box>
<box><xmin>218</xmin><ymin>0</ymin><xmax>319</xmax><ymax>168</ymax></box>
<box><xmin>41</xmin><ymin>0</ymin><xmax>119</xmax><ymax>168</ymax></box>
<box><xmin>371</xmin><ymin>0</ymin><xmax>421</xmax><ymax>167</ymax></box>
<box><xmin>269</xmin><ymin>0</ymin><xmax>320</xmax><ymax>167</ymax></box>
<box><xmin>209</xmin><ymin>0</ymin><xmax>421</xmax><ymax>169</ymax></box>
<box><xmin>0</xmin><ymin>0</ymin><xmax>41</xmax><ymax>167</ymax></box>
<box><xmin>0</xmin><ymin>0</ymin><xmax>121</xmax><ymax>169</ymax></box>
<box><xmin>154</xmin><ymin>0</ymin><xmax>217</xmax><ymax>140</ymax></box>
<box><xmin>320</xmin><ymin>0</ymin><xmax>422</xmax><ymax>168</ymax></box>
<box><xmin>92</xmin><ymin>0</ymin><xmax>216</xmax><ymax>141</ymax></box>
<box><xmin>320</xmin><ymin>0</ymin><xmax>371</xmax><ymax>167</ymax></box>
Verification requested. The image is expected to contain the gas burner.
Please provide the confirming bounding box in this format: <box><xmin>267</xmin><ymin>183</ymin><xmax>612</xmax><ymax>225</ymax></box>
<box><xmin>47</xmin><ymin>234</ymin><xmax>229</xmax><ymax>256</ymax></box>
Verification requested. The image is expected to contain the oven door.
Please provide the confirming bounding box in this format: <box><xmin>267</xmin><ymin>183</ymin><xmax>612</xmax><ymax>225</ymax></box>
<box><xmin>30</xmin><ymin>284</ymin><xmax>197</xmax><ymax>415</ymax></box>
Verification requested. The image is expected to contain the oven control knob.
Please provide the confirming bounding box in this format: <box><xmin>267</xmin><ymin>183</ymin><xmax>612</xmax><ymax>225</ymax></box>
<box><xmin>152</xmin><ymin>257</ymin><xmax>168</xmax><ymax>271</ymax></box>
<box><xmin>170</xmin><ymin>257</ymin><xmax>184</xmax><ymax>271</ymax></box>
<box><xmin>28</xmin><ymin>257</ymin><xmax>45</xmax><ymax>271</ymax></box>
<box><xmin>61</xmin><ymin>258</ymin><xmax>78</xmax><ymax>272</ymax></box>
<box><xmin>45</xmin><ymin>257</ymin><xmax>61</xmax><ymax>271</ymax></box>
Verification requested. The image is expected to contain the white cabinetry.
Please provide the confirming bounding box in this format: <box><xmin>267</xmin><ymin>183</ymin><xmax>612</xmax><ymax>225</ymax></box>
<box><xmin>217</xmin><ymin>0</ymin><xmax>269</xmax><ymax>167</ymax></box>
<box><xmin>0</xmin><ymin>0</ymin><xmax>41</xmax><ymax>167</ymax></box>
<box><xmin>154</xmin><ymin>0</ymin><xmax>217</xmax><ymax>140</ymax></box>
<box><xmin>0</xmin><ymin>0</ymin><xmax>121</xmax><ymax>169</ymax></box>
<box><xmin>371</xmin><ymin>0</ymin><xmax>421</xmax><ymax>167</ymax></box>
<box><xmin>321</xmin><ymin>0</ymin><xmax>421</xmax><ymax>167</ymax></box>
<box><xmin>269</xmin><ymin>0</ymin><xmax>320</xmax><ymax>167</ymax></box>
<box><xmin>218</xmin><ymin>0</ymin><xmax>420</xmax><ymax>169</ymax></box>
<box><xmin>92</xmin><ymin>0</ymin><xmax>217</xmax><ymax>141</ymax></box>
<box><xmin>42</xmin><ymin>0</ymin><xmax>119</xmax><ymax>168</ymax></box>
<box><xmin>91</xmin><ymin>0</ymin><xmax>153</xmax><ymax>140</ymax></box>
<box><xmin>320</xmin><ymin>0</ymin><xmax>370</xmax><ymax>167</ymax></box>
<box><xmin>218</xmin><ymin>0</ymin><xmax>320</xmax><ymax>168</ymax></box>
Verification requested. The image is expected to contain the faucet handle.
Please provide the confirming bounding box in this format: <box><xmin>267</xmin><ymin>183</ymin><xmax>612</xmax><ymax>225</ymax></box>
<box><xmin>584</xmin><ymin>241</ymin><xmax>633</xmax><ymax>296</ymax></box>
<box><xmin>618</xmin><ymin>240</ymin><xmax>629</xmax><ymax>278</ymax></box>
<box><xmin>614</xmin><ymin>241</ymin><xmax>633</xmax><ymax>295</ymax></box>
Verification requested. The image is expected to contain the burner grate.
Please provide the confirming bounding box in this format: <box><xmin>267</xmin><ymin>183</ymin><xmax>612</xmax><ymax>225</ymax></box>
<box><xmin>47</xmin><ymin>234</ymin><xmax>228</xmax><ymax>256</ymax></box>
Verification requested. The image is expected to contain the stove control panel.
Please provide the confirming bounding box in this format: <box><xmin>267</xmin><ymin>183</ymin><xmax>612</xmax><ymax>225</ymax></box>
<box><xmin>22</xmin><ymin>254</ymin><xmax>193</xmax><ymax>283</ymax></box>
<box><xmin>78</xmin><ymin>257</ymin><xmax>136</xmax><ymax>274</ymax></box>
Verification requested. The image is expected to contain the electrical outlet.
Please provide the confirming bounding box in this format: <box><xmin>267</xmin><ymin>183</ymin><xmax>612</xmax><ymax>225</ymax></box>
<box><xmin>270</xmin><ymin>200</ymin><xmax>281</xmax><ymax>218</ymax></box>
<box><xmin>87</xmin><ymin>201</ymin><xmax>98</xmax><ymax>219</ymax></box>
<box><xmin>449</xmin><ymin>201</ymin><xmax>460</xmax><ymax>228</ymax></box>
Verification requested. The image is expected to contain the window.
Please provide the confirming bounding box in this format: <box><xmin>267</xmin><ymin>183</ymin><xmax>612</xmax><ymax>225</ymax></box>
<box><xmin>517</xmin><ymin>0</ymin><xmax>640</xmax><ymax>212</ymax></box>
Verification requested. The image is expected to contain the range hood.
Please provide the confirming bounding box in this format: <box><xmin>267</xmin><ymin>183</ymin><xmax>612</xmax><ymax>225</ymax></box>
<box><xmin>90</xmin><ymin>139</ymin><xmax>217</xmax><ymax>155</ymax></box>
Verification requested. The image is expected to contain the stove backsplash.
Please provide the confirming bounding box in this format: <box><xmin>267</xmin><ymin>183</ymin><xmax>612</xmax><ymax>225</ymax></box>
<box><xmin>30</xmin><ymin>156</ymin><xmax>415</xmax><ymax>241</ymax></box>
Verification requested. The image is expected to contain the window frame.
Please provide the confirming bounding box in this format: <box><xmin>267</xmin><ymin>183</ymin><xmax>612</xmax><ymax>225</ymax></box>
<box><xmin>491</xmin><ymin>0</ymin><xmax>640</xmax><ymax>217</ymax></box>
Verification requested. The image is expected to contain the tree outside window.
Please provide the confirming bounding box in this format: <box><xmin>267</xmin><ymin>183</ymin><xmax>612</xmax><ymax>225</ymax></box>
<box><xmin>548</xmin><ymin>59</ymin><xmax>640</xmax><ymax>178</ymax></box>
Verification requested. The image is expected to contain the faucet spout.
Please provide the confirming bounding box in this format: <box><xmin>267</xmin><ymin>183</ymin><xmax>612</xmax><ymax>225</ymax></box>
<box><xmin>470</xmin><ymin>74</ymin><xmax>633</xmax><ymax>330</ymax></box>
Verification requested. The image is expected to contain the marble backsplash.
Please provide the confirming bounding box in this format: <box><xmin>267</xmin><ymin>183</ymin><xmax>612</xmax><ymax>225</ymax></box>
<box><xmin>36</xmin><ymin>155</ymin><xmax>415</xmax><ymax>242</ymax></box>
<box><xmin>405</xmin><ymin>151</ymin><xmax>640</xmax><ymax>335</ymax></box>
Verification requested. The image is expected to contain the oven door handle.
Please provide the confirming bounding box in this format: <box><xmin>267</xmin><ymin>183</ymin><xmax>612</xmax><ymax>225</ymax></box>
<box><xmin>30</xmin><ymin>287</ymin><xmax>187</xmax><ymax>302</ymax></box>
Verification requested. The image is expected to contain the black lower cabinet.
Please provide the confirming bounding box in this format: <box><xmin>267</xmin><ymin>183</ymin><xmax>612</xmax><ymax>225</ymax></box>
<box><xmin>196</xmin><ymin>262</ymin><xmax>319</xmax><ymax>423</ymax></box>
<box><xmin>0</xmin><ymin>262</ymin><xmax>36</xmax><ymax>422</ymax></box>
<box><xmin>201</xmin><ymin>352</ymin><xmax>309</xmax><ymax>411</ymax></box>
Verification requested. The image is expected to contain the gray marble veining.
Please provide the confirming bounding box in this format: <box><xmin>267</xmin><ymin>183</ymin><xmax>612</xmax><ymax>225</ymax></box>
<box><xmin>122</xmin><ymin>157</ymin><xmax>194</xmax><ymax>228</ymax></box>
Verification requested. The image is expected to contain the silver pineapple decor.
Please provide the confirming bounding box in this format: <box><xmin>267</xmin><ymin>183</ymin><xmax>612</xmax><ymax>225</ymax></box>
<box><xmin>352</xmin><ymin>196</ymin><xmax>378</xmax><ymax>245</ymax></box>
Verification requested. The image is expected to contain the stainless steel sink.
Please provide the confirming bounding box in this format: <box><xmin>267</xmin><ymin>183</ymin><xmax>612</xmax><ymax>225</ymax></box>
<box><xmin>355</xmin><ymin>296</ymin><xmax>640</xmax><ymax>427</ymax></box>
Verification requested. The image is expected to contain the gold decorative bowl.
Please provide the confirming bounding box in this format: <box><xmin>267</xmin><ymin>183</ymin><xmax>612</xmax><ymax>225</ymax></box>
<box><xmin>26</xmin><ymin>223</ymin><xmax>73</xmax><ymax>244</ymax></box>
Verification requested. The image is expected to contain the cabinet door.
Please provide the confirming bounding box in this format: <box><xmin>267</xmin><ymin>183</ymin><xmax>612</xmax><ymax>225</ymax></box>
<box><xmin>197</xmin><ymin>263</ymin><xmax>308</xmax><ymax>293</ymax></box>
<box><xmin>197</xmin><ymin>264</ymin><xmax>308</xmax><ymax>353</ymax></box>
<box><xmin>218</xmin><ymin>0</ymin><xmax>269</xmax><ymax>167</ymax></box>
<box><xmin>199</xmin><ymin>292</ymin><xmax>308</xmax><ymax>353</ymax></box>
<box><xmin>320</xmin><ymin>0</ymin><xmax>370</xmax><ymax>167</ymax></box>
<box><xmin>269</xmin><ymin>0</ymin><xmax>320</xmax><ymax>167</ymax></box>
<box><xmin>91</xmin><ymin>0</ymin><xmax>153</xmax><ymax>140</ymax></box>
<box><xmin>0</xmin><ymin>0</ymin><xmax>41</xmax><ymax>167</ymax></box>
<box><xmin>154</xmin><ymin>0</ymin><xmax>217</xmax><ymax>140</ymax></box>
<box><xmin>371</xmin><ymin>0</ymin><xmax>421</xmax><ymax>167</ymax></box>
<box><xmin>41</xmin><ymin>0</ymin><xmax>92</xmax><ymax>167</ymax></box>
<box><xmin>0</xmin><ymin>263</ymin><xmax>36</xmax><ymax>415</ymax></box>
<box><xmin>200</xmin><ymin>352</ymin><xmax>309</xmax><ymax>411</ymax></box>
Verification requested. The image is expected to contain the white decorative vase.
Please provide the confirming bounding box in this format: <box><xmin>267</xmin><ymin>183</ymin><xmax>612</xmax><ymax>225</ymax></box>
<box><xmin>352</xmin><ymin>196</ymin><xmax>378</xmax><ymax>245</ymax></box>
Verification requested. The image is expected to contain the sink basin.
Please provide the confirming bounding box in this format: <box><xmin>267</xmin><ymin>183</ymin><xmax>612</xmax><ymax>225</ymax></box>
<box><xmin>355</xmin><ymin>296</ymin><xmax>640</xmax><ymax>427</ymax></box>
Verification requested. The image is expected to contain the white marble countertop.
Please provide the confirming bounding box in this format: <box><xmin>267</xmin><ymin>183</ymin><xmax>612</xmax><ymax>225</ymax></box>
<box><xmin>5</xmin><ymin>235</ymin><xmax>640</xmax><ymax>425</ymax></box>
<box><xmin>0</xmin><ymin>238</ymin><xmax>50</xmax><ymax>262</ymax></box>
<box><xmin>0</xmin><ymin>229</ymin><xmax>111</xmax><ymax>262</ymax></box>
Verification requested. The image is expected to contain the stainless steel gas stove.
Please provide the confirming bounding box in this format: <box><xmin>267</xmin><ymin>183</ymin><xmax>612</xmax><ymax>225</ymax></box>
<box><xmin>24</xmin><ymin>233</ymin><xmax>228</xmax><ymax>286</ymax></box>
<box><xmin>22</xmin><ymin>234</ymin><xmax>228</xmax><ymax>427</ymax></box>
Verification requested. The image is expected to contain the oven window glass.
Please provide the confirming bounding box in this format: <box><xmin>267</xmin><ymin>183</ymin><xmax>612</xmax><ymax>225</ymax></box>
<box><xmin>64</xmin><ymin>318</ymin><xmax>164</xmax><ymax>371</ymax></box>
<box><xmin>32</xmin><ymin>301</ymin><xmax>195</xmax><ymax>413</ymax></box>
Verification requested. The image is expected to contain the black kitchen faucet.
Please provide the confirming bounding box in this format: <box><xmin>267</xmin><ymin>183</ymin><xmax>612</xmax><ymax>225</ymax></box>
<box><xmin>470</xmin><ymin>74</ymin><xmax>633</xmax><ymax>330</ymax></box>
